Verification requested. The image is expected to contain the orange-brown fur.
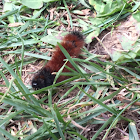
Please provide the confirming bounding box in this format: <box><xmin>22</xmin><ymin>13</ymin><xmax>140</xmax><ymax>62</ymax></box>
<box><xmin>32</xmin><ymin>31</ymin><xmax>84</xmax><ymax>89</ymax></box>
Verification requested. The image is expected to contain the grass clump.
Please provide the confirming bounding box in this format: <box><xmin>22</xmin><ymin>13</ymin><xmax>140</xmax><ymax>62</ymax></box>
<box><xmin>0</xmin><ymin>0</ymin><xmax>140</xmax><ymax>139</ymax></box>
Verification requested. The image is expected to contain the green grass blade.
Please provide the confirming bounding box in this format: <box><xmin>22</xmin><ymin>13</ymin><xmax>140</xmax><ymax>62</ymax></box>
<box><xmin>0</xmin><ymin>127</ymin><xmax>18</xmax><ymax>140</ymax></box>
<box><xmin>50</xmin><ymin>106</ymin><xmax>65</xmax><ymax>140</ymax></box>
<box><xmin>0</xmin><ymin>9</ymin><xmax>18</xmax><ymax>20</ymax></box>
<box><xmin>0</xmin><ymin>110</ymin><xmax>23</xmax><ymax>127</ymax></box>
<box><xmin>129</xmin><ymin>122</ymin><xmax>140</xmax><ymax>140</ymax></box>
<box><xmin>0</xmin><ymin>56</ymin><xmax>39</xmax><ymax>105</ymax></box>
<box><xmin>68</xmin><ymin>131</ymin><xmax>88</xmax><ymax>140</ymax></box>
<box><xmin>91</xmin><ymin>116</ymin><xmax>115</xmax><ymax>140</ymax></box>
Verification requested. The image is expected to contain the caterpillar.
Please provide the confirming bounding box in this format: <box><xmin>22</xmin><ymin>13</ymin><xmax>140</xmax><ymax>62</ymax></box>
<box><xmin>32</xmin><ymin>31</ymin><xmax>84</xmax><ymax>89</ymax></box>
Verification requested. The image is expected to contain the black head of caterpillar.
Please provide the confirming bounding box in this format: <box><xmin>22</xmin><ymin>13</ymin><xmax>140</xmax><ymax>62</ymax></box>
<box><xmin>71</xmin><ymin>31</ymin><xmax>84</xmax><ymax>40</ymax></box>
<box><xmin>32</xmin><ymin>68</ymin><xmax>55</xmax><ymax>90</ymax></box>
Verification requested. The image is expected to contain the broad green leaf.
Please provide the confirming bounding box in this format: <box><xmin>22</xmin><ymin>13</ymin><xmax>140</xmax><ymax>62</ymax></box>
<box><xmin>133</xmin><ymin>11</ymin><xmax>140</xmax><ymax>22</ymax></box>
<box><xmin>41</xmin><ymin>35</ymin><xmax>61</xmax><ymax>46</ymax></box>
<box><xmin>3</xmin><ymin>2</ymin><xmax>15</xmax><ymax>23</ymax></box>
<box><xmin>111</xmin><ymin>35</ymin><xmax>140</xmax><ymax>61</ymax></box>
<box><xmin>89</xmin><ymin>17</ymin><xmax>105</xmax><ymax>26</ymax></box>
<box><xmin>85</xmin><ymin>28</ymin><xmax>100</xmax><ymax>43</ymax></box>
<box><xmin>118</xmin><ymin>35</ymin><xmax>135</xmax><ymax>50</ymax></box>
<box><xmin>111</xmin><ymin>50</ymin><xmax>122</xmax><ymax>62</ymax></box>
<box><xmin>3</xmin><ymin>2</ymin><xmax>12</xmax><ymax>12</ymax></box>
<box><xmin>98</xmin><ymin>1</ymin><xmax>126</xmax><ymax>17</ymax></box>
<box><xmin>89</xmin><ymin>0</ymin><xmax>105</xmax><ymax>13</ymax></box>
<box><xmin>21</xmin><ymin>0</ymin><xmax>43</xmax><ymax>9</ymax></box>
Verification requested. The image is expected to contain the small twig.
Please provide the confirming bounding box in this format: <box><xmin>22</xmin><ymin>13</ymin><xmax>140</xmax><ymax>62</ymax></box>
<box><xmin>117</xmin><ymin>95</ymin><xmax>140</xmax><ymax>106</ymax></box>
<box><xmin>95</xmin><ymin>36</ymin><xmax>110</xmax><ymax>56</ymax></box>
<box><xmin>101</xmin><ymin>31</ymin><xmax>111</xmax><ymax>42</ymax></box>
<box><xmin>67</xmin><ymin>102</ymin><xmax>94</xmax><ymax>131</ymax></box>
<box><xmin>116</xmin><ymin>127</ymin><xmax>129</xmax><ymax>136</ymax></box>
